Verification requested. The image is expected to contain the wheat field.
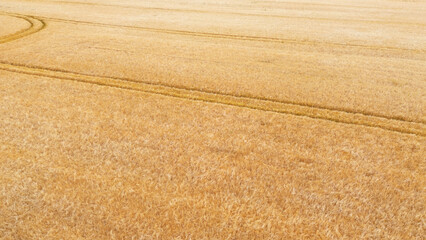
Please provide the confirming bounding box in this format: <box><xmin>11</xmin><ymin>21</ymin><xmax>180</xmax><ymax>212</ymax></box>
<box><xmin>0</xmin><ymin>0</ymin><xmax>425</xmax><ymax>239</ymax></box>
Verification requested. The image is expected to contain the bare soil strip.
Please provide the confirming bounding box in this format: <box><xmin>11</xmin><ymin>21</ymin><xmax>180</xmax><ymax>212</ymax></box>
<box><xmin>0</xmin><ymin>14</ymin><xmax>45</xmax><ymax>44</ymax></box>
<box><xmin>0</xmin><ymin>61</ymin><xmax>424</xmax><ymax>136</ymax></box>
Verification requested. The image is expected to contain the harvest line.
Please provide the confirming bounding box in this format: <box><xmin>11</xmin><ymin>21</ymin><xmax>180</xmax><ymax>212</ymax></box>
<box><xmin>0</xmin><ymin>62</ymin><xmax>424</xmax><ymax>136</ymax></box>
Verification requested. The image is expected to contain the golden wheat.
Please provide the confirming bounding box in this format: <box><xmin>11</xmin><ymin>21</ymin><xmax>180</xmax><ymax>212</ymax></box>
<box><xmin>0</xmin><ymin>0</ymin><xmax>425</xmax><ymax>239</ymax></box>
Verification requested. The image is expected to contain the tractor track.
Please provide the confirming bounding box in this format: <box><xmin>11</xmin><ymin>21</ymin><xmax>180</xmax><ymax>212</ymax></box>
<box><xmin>13</xmin><ymin>0</ymin><xmax>426</xmax><ymax>21</ymax></box>
<box><xmin>0</xmin><ymin>61</ymin><xmax>424</xmax><ymax>136</ymax></box>
<box><xmin>37</xmin><ymin>0</ymin><xmax>426</xmax><ymax>27</ymax></box>
<box><xmin>0</xmin><ymin>14</ymin><xmax>46</xmax><ymax>44</ymax></box>
<box><xmin>1</xmin><ymin>10</ymin><xmax>424</xmax><ymax>54</ymax></box>
<box><xmin>35</xmin><ymin>15</ymin><xmax>425</xmax><ymax>54</ymax></box>
<box><xmin>0</xmin><ymin>12</ymin><xmax>424</xmax><ymax>136</ymax></box>
<box><xmin>254</xmin><ymin>0</ymin><xmax>425</xmax><ymax>11</ymax></box>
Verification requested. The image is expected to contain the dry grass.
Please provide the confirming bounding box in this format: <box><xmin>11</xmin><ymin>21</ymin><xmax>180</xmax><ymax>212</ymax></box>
<box><xmin>0</xmin><ymin>0</ymin><xmax>425</xmax><ymax>239</ymax></box>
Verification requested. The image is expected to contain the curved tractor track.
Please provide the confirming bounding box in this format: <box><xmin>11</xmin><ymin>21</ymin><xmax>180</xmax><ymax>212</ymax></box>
<box><xmin>38</xmin><ymin>15</ymin><xmax>425</xmax><ymax>54</ymax></box>
<box><xmin>0</xmin><ymin>12</ymin><xmax>424</xmax><ymax>136</ymax></box>
<box><xmin>0</xmin><ymin>13</ymin><xmax>45</xmax><ymax>44</ymax></box>
<box><xmin>34</xmin><ymin>0</ymin><xmax>426</xmax><ymax>27</ymax></box>
<box><xmin>0</xmin><ymin>61</ymin><xmax>424</xmax><ymax>136</ymax></box>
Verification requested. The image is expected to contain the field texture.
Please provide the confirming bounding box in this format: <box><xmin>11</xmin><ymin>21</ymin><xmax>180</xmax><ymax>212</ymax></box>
<box><xmin>0</xmin><ymin>0</ymin><xmax>425</xmax><ymax>239</ymax></box>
